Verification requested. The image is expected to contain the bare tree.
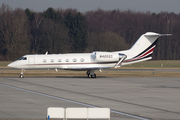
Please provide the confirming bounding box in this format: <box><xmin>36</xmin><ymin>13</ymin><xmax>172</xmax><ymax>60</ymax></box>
<box><xmin>86</xmin><ymin>31</ymin><xmax>129</xmax><ymax>52</ymax></box>
<box><xmin>0</xmin><ymin>4</ymin><xmax>30</xmax><ymax>60</ymax></box>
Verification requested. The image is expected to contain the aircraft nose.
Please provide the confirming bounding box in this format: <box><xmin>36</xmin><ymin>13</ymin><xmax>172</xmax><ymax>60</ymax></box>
<box><xmin>7</xmin><ymin>62</ymin><xmax>17</xmax><ymax>68</ymax></box>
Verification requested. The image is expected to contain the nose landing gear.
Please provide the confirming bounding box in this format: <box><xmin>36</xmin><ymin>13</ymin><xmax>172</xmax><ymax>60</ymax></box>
<box><xmin>19</xmin><ymin>69</ymin><xmax>25</xmax><ymax>78</ymax></box>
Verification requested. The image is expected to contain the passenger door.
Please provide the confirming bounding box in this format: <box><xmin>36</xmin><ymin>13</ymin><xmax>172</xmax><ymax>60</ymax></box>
<box><xmin>28</xmin><ymin>57</ymin><xmax>35</xmax><ymax>68</ymax></box>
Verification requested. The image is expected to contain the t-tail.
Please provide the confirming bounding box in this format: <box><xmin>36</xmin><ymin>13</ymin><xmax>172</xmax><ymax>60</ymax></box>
<box><xmin>116</xmin><ymin>32</ymin><xmax>172</xmax><ymax>66</ymax></box>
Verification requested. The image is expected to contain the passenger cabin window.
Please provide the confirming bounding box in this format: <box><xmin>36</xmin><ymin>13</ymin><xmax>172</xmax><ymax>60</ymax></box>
<box><xmin>80</xmin><ymin>58</ymin><xmax>84</xmax><ymax>62</ymax></box>
<box><xmin>43</xmin><ymin>59</ymin><xmax>46</xmax><ymax>63</ymax></box>
<box><xmin>50</xmin><ymin>59</ymin><xmax>54</xmax><ymax>62</ymax></box>
<box><xmin>66</xmin><ymin>59</ymin><xmax>69</xmax><ymax>62</ymax></box>
<box><xmin>73</xmin><ymin>58</ymin><xmax>77</xmax><ymax>62</ymax></box>
<box><xmin>58</xmin><ymin>59</ymin><xmax>61</xmax><ymax>62</ymax></box>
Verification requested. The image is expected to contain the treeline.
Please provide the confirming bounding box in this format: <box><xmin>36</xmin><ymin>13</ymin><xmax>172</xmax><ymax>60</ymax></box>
<box><xmin>0</xmin><ymin>3</ymin><xmax>179</xmax><ymax>60</ymax></box>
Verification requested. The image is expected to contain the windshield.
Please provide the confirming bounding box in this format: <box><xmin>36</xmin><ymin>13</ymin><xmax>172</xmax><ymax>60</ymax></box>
<box><xmin>18</xmin><ymin>57</ymin><xmax>27</xmax><ymax>60</ymax></box>
<box><xmin>18</xmin><ymin>57</ymin><xmax>24</xmax><ymax>60</ymax></box>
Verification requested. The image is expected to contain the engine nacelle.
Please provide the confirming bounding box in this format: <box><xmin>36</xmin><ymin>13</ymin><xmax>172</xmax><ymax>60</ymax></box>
<box><xmin>93</xmin><ymin>52</ymin><xmax>120</xmax><ymax>62</ymax></box>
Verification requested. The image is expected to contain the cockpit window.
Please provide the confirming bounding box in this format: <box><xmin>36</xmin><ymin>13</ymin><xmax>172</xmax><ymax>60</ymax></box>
<box><xmin>18</xmin><ymin>57</ymin><xmax>24</xmax><ymax>60</ymax></box>
<box><xmin>18</xmin><ymin>57</ymin><xmax>27</xmax><ymax>60</ymax></box>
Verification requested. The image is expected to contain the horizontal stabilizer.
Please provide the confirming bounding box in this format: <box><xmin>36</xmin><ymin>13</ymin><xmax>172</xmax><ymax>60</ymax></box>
<box><xmin>144</xmin><ymin>32</ymin><xmax>172</xmax><ymax>37</ymax></box>
<box><xmin>159</xmin><ymin>34</ymin><xmax>173</xmax><ymax>36</ymax></box>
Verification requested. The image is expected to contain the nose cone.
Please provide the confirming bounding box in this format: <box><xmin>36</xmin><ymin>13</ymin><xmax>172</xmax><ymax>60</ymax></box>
<box><xmin>7</xmin><ymin>62</ymin><xmax>17</xmax><ymax>68</ymax></box>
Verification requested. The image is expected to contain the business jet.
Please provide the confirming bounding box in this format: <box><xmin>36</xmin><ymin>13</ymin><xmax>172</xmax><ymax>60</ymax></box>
<box><xmin>8</xmin><ymin>32</ymin><xmax>171</xmax><ymax>78</ymax></box>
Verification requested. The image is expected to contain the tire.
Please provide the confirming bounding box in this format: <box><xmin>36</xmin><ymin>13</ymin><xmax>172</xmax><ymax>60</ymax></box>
<box><xmin>19</xmin><ymin>74</ymin><xmax>24</xmax><ymax>78</ymax></box>
<box><xmin>91</xmin><ymin>74</ymin><xmax>96</xmax><ymax>78</ymax></box>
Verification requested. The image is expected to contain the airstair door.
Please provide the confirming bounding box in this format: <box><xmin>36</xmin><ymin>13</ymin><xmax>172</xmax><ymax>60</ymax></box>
<box><xmin>28</xmin><ymin>57</ymin><xmax>35</xmax><ymax>68</ymax></box>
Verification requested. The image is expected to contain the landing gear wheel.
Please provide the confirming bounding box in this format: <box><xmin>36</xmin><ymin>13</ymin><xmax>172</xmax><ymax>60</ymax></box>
<box><xmin>86</xmin><ymin>70</ymin><xmax>96</xmax><ymax>78</ymax></box>
<box><xmin>19</xmin><ymin>74</ymin><xmax>24</xmax><ymax>78</ymax></box>
<box><xmin>91</xmin><ymin>74</ymin><xmax>96</xmax><ymax>78</ymax></box>
<box><xmin>19</xmin><ymin>69</ymin><xmax>25</xmax><ymax>78</ymax></box>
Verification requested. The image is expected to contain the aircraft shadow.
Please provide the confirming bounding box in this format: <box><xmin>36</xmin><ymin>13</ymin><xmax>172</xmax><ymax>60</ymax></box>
<box><xmin>55</xmin><ymin>76</ymin><xmax>108</xmax><ymax>78</ymax></box>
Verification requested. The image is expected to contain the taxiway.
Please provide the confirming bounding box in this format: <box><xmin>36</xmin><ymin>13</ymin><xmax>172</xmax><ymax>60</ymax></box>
<box><xmin>0</xmin><ymin>77</ymin><xmax>180</xmax><ymax>120</ymax></box>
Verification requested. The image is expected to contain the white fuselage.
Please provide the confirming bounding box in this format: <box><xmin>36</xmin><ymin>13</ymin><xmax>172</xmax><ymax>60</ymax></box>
<box><xmin>8</xmin><ymin>53</ymin><xmax>120</xmax><ymax>70</ymax></box>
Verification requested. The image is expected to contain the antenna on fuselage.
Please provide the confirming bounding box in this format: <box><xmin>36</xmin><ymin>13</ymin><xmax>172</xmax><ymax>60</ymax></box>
<box><xmin>45</xmin><ymin>51</ymin><xmax>48</xmax><ymax>55</ymax></box>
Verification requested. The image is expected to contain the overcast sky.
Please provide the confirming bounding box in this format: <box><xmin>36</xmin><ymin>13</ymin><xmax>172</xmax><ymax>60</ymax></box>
<box><xmin>0</xmin><ymin>0</ymin><xmax>180</xmax><ymax>14</ymax></box>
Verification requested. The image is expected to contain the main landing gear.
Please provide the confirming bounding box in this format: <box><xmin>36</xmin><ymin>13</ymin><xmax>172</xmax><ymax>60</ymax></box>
<box><xmin>86</xmin><ymin>70</ymin><xmax>96</xmax><ymax>78</ymax></box>
<box><xmin>19</xmin><ymin>69</ymin><xmax>25</xmax><ymax>78</ymax></box>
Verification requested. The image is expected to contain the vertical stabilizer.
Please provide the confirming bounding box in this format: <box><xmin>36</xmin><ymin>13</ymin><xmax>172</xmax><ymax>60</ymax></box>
<box><xmin>117</xmin><ymin>32</ymin><xmax>172</xmax><ymax>65</ymax></box>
